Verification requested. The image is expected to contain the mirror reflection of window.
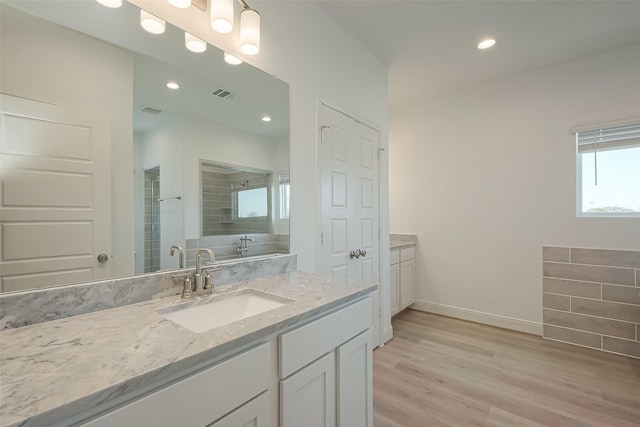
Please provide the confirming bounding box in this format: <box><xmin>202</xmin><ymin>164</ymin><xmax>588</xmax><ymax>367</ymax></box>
<box><xmin>279</xmin><ymin>173</ymin><xmax>290</xmax><ymax>220</ymax></box>
<box><xmin>235</xmin><ymin>187</ymin><xmax>268</xmax><ymax>218</ymax></box>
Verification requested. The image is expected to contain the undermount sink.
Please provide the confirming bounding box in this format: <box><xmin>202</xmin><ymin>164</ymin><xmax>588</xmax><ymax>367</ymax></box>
<box><xmin>158</xmin><ymin>289</ymin><xmax>295</xmax><ymax>333</ymax></box>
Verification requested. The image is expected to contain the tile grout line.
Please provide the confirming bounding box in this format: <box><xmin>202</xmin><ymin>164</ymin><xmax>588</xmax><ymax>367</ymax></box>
<box><xmin>543</xmin><ymin>307</ymin><xmax>637</xmax><ymax>325</ymax></box>
<box><xmin>544</xmin><ymin>322</ymin><xmax>637</xmax><ymax>344</ymax></box>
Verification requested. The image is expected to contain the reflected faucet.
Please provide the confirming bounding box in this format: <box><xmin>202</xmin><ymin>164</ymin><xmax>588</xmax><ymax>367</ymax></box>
<box><xmin>237</xmin><ymin>235</ymin><xmax>254</xmax><ymax>258</ymax></box>
<box><xmin>169</xmin><ymin>245</ymin><xmax>184</xmax><ymax>269</ymax></box>
<box><xmin>195</xmin><ymin>249</ymin><xmax>215</xmax><ymax>296</ymax></box>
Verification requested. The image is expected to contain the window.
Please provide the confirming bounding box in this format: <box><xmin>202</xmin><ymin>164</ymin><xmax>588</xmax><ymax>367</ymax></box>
<box><xmin>235</xmin><ymin>188</ymin><xmax>268</xmax><ymax>218</ymax></box>
<box><xmin>279</xmin><ymin>173</ymin><xmax>290</xmax><ymax>220</ymax></box>
<box><xmin>576</xmin><ymin>122</ymin><xmax>640</xmax><ymax>216</ymax></box>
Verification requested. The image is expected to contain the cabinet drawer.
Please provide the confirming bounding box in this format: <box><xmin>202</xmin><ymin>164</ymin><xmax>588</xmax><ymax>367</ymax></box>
<box><xmin>279</xmin><ymin>297</ymin><xmax>372</xmax><ymax>378</ymax></box>
<box><xmin>400</xmin><ymin>247</ymin><xmax>415</xmax><ymax>262</ymax></box>
<box><xmin>83</xmin><ymin>343</ymin><xmax>271</xmax><ymax>427</ymax></box>
<box><xmin>390</xmin><ymin>249</ymin><xmax>399</xmax><ymax>265</ymax></box>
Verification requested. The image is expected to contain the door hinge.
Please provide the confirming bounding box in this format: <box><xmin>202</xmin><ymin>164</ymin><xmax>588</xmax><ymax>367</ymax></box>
<box><xmin>321</xmin><ymin>232</ymin><xmax>324</xmax><ymax>245</ymax></box>
<box><xmin>377</xmin><ymin>147</ymin><xmax>384</xmax><ymax>161</ymax></box>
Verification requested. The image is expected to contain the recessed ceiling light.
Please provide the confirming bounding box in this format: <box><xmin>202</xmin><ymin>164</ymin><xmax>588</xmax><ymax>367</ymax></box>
<box><xmin>262</xmin><ymin>116</ymin><xmax>272</xmax><ymax>122</ymax></box>
<box><xmin>478</xmin><ymin>39</ymin><xmax>496</xmax><ymax>50</ymax></box>
<box><xmin>224</xmin><ymin>52</ymin><xmax>243</xmax><ymax>65</ymax></box>
<box><xmin>166</xmin><ymin>82</ymin><xmax>180</xmax><ymax>90</ymax></box>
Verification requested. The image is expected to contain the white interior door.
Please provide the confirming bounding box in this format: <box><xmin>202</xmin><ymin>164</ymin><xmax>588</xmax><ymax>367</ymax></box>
<box><xmin>319</xmin><ymin>103</ymin><xmax>380</xmax><ymax>347</ymax></box>
<box><xmin>0</xmin><ymin>94</ymin><xmax>111</xmax><ymax>292</ymax></box>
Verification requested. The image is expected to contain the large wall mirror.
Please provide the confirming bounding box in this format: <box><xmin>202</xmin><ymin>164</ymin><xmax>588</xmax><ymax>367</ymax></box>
<box><xmin>0</xmin><ymin>1</ymin><xmax>290</xmax><ymax>293</ymax></box>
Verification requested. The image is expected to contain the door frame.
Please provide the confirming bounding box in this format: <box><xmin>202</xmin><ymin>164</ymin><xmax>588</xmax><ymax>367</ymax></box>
<box><xmin>316</xmin><ymin>97</ymin><xmax>385</xmax><ymax>347</ymax></box>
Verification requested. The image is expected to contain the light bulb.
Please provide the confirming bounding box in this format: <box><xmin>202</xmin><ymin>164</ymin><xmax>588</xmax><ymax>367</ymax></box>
<box><xmin>240</xmin><ymin>8</ymin><xmax>260</xmax><ymax>55</ymax></box>
<box><xmin>96</xmin><ymin>0</ymin><xmax>122</xmax><ymax>8</ymax></box>
<box><xmin>140</xmin><ymin>10</ymin><xmax>165</xmax><ymax>35</ymax></box>
<box><xmin>185</xmin><ymin>33</ymin><xmax>207</xmax><ymax>53</ymax></box>
<box><xmin>168</xmin><ymin>0</ymin><xmax>191</xmax><ymax>9</ymax></box>
<box><xmin>210</xmin><ymin>0</ymin><xmax>234</xmax><ymax>33</ymax></box>
<box><xmin>262</xmin><ymin>116</ymin><xmax>272</xmax><ymax>122</ymax></box>
<box><xmin>166</xmin><ymin>82</ymin><xmax>180</xmax><ymax>90</ymax></box>
<box><xmin>224</xmin><ymin>52</ymin><xmax>243</xmax><ymax>65</ymax></box>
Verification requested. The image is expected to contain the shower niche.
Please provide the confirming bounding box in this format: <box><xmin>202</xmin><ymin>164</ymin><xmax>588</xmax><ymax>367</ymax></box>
<box><xmin>201</xmin><ymin>161</ymin><xmax>272</xmax><ymax>237</ymax></box>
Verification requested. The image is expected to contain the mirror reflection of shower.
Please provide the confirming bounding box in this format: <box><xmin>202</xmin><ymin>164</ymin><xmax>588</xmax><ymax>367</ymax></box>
<box><xmin>144</xmin><ymin>167</ymin><xmax>161</xmax><ymax>273</ymax></box>
<box><xmin>201</xmin><ymin>161</ymin><xmax>272</xmax><ymax>236</ymax></box>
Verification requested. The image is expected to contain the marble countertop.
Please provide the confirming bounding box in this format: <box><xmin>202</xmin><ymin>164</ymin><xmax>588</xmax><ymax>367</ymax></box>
<box><xmin>390</xmin><ymin>240</ymin><xmax>417</xmax><ymax>250</ymax></box>
<box><xmin>0</xmin><ymin>272</ymin><xmax>376</xmax><ymax>427</ymax></box>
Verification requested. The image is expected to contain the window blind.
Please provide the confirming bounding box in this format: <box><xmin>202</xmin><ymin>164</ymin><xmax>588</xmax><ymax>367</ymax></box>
<box><xmin>577</xmin><ymin>123</ymin><xmax>640</xmax><ymax>153</ymax></box>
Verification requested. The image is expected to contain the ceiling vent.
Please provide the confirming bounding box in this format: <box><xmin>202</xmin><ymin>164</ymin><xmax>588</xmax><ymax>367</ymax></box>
<box><xmin>211</xmin><ymin>88</ymin><xmax>236</xmax><ymax>100</ymax></box>
<box><xmin>141</xmin><ymin>105</ymin><xmax>163</xmax><ymax>115</ymax></box>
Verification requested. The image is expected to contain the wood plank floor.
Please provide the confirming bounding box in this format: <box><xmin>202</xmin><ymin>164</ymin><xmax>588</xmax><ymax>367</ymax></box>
<box><xmin>373</xmin><ymin>309</ymin><xmax>640</xmax><ymax>427</ymax></box>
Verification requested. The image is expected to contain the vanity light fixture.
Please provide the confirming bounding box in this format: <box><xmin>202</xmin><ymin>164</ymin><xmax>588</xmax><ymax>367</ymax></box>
<box><xmin>140</xmin><ymin>10</ymin><xmax>166</xmax><ymax>34</ymax></box>
<box><xmin>168</xmin><ymin>0</ymin><xmax>192</xmax><ymax>9</ymax></box>
<box><xmin>224</xmin><ymin>52</ymin><xmax>243</xmax><ymax>65</ymax></box>
<box><xmin>477</xmin><ymin>39</ymin><xmax>496</xmax><ymax>50</ymax></box>
<box><xmin>96</xmin><ymin>0</ymin><xmax>122</xmax><ymax>8</ymax></box>
<box><xmin>185</xmin><ymin>32</ymin><xmax>207</xmax><ymax>53</ymax></box>
<box><xmin>262</xmin><ymin>116</ymin><xmax>272</xmax><ymax>122</ymax></box>
<box><xmin>240</xmin><ymin>7</ymin><xmax>260</xmax><ymax>55</ymax></box>
<box><xmin>166</xmin><ymin>82</ymin><xmax>180</xmax><ymax>90</ymax></box>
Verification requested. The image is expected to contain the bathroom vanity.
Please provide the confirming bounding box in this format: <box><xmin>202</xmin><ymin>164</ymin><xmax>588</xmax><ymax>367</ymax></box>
<box><xmin>389</xmin><ymin>234</ymin><xmax>417</xmax><ymax>316</ymax></box>
<box><xmin>0</xmin><ymin>268</ymin><xmax>375</xmax><ymax>427</ymax></box>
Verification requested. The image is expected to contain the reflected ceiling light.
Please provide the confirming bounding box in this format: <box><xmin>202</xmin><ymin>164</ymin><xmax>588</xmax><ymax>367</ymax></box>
<box><xmin>96</xmin><ymin>0</ymin><xmax>122</xmax><ymax>8</ymax></box>
<box><xmin>211</xmin><ymin>0</ymin><xmax>234</xmax><ymax>33</ymax></box>
<box><xmin>141</xmin><ymin>10</ymin><xmax>165</xmax><ymax>34</ymax></box>
<box><xmin>240</xmin><ymin>7</ymin><xmax>260</xmax><ymax>55</ymax></box>
<box><xmin>185</xmin><ymin>32</ymin><xmax>207</xmax><ymax>53</ymax></box>
<box><xmin>166</xmin><ymin>82</ymin><xmax>180</xmax><ymax>90</ymax></box>
<box><xmin>168</xmin><ymin>0</ymin><xmax>192</xmax><ymax>9</ymax></box>
<box><xmin>477</xmin><ymin>39</ymin><xmax>496</xmax><ymax>50</ymax></box>
<box><xmin>224</xmin><ymin>52</ymin><xmax>243</xmax><ymax>65</ymax></box>
<box><xmin>262</xmin><ymin>116</ymin><xmax>271</xmax><ymax>122</ymax></box>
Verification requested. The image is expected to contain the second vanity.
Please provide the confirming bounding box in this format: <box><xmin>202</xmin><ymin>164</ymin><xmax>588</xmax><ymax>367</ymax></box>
<box><xmin>0</xmin><ymin>264</ymin><xmax>375</xmax><ymax>427</ymax></box>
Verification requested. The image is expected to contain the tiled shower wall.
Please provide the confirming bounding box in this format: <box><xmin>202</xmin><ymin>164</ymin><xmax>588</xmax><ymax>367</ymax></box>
<box><xmin>201</xmin><ymin>168</ymin><xmax>270</xmax><ymax>236</ymax></box>
<box><xmin>144</xmin><ymin>168</ymin><xmax>161</xmax><ymax>273</ymax></box>
<box><xmin>543</xmin><ymin>246</ymin><xmax>640</xmax><ymax>359</ymax></box>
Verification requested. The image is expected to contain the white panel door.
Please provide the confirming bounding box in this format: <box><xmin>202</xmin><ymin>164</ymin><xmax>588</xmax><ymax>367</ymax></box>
<box><xmin>280</xmin><ymin>352</ymin><xmax>336</xmax><ymax>427</ymax></box>
<box><xmin>319</xmin><ymin>104</ymin><xmax>380</xmax><ymax>346</ymax></box>
<box><xmin>336</xmin><ymin>328</ymin><xmax>373</xmax><ymax>427</ymax></box>
<box><xmin>0</xmin><ymin>94</ymin><xmax>111</xmax><ymax>292</ymax></box>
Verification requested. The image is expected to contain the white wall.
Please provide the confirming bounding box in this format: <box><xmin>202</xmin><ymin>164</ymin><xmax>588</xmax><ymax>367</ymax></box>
<box><xmin>390</xmin><ymin>43</ymin><xmax>640</xmax><ymax>332</ymax></box>
<box><xmin>1</xmin><ymin>5</ymin><xmax>134</xmax><ymax>278</ymax></box>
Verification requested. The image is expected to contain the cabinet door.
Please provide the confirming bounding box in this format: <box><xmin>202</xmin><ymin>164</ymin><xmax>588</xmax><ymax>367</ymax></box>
<box><xmin>337</xmin><ymin>329</ymin><xmax>373</xmax><ymax>427</ymax></box>
<box><xmin>280</xmin><ymin>352</ymin><xmax>336</xmax><ymax>427</ymax></box>
<box><xmin>399</xmin><ymin>258</ymin><xmax>415</xmax><ymax>310</ymax></box>
<box><xmin>390</xmin><ymin>262</ymin><xmax>400</xmax><ymax>316</ymax></box>
<box><xmin>209</xmin><ymin>391</ymin><xmax>270</xmax><ymax>427</ymax></box>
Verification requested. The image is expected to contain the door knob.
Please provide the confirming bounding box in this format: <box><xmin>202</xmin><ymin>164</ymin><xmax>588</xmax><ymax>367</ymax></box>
<box><xmin>97</xmin><ymin>253</ymin><xmax>109</xmax><ymax>263</ymax></box>
<box><xmin>358</xmin><ymin>249</ymin><xmax>367</xmax><ymax>257</ymax></box>
<box><xmin>349</xmin><ymin>250</ymin><xmax>360</xmax><ymax>259</ymax></box>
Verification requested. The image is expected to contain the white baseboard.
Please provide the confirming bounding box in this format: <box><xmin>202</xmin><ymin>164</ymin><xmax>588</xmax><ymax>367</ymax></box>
<box><xmin>382</xmin><ymin>326</ymin><xmax>393</xmax><ymax>344</ymax></box>
<box><xmin>411</xmin><ymin>300</ymin><xmax>543</xmax><ymax>336</ymax></box>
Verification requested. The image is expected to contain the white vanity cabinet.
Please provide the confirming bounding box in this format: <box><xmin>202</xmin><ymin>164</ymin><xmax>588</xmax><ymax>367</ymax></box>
<box><xmin>279</xmin><ymin>297</ymin><xmax>373</xmax><ymax>427</ymax></box>
<box><xmin>82</xmin><ymin>343</ymin><xmax>271</xmax><ymax>427</ymax></box>
<box><xmin>390</xmin><ymin>246</ymin><xmax>416</xmax><ymax>316</ymax></box>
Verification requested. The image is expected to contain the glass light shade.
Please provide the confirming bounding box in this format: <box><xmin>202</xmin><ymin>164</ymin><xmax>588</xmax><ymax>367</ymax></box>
<box><xmin>96</xmin><ymin>0</ymin><xmax>122</xmax><ymax>8</ymax></box>
<box><xmin>185</xmin><ymin>33</ymin><xmax>207</xmax><ymax>53</ymax></box>
<box><xmin>224</xmin><ymin>52</ymin><xmax>243</xmax><ymax>65</ymax></box>
<box><xmin>168</xmin><ymin>0</ymin><xmax>192</xmax><ymax>9</ymax></box>
<box><xmin>210</xmin><ymin>0</ymin><xmax>234</xmax><ymax>33</ymax></box>
<box><xmin>240</xmin><ymin>8</ymin><xmax>260</xmax><ymax>55</ymax></box>
<box><xmin>140</xmin><ymin>10</ymin><xmax>165</xmax><ymax>35</ymax></box>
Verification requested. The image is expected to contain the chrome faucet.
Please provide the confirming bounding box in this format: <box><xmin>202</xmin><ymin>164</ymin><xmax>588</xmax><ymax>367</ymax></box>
<box><xmin>169</xmin><ymin>245</ymin><xmax>184</xmax><ymax>269</ymax></box>
<box><xmin>194</xmin><ymin>249</ymin><xmax>215</xmax><ymax>296</ymax></box>
<box><xmin>237</xmin><ymin>235</ymin><xmax>254</xmax><ymax>258</ymax></box>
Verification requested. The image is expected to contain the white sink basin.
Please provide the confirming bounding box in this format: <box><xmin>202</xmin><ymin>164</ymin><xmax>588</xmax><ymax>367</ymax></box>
<box><xmin>158</xmin><ymin>289</ymin><xmax>294</xmax><ymax>333</ymax></box>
